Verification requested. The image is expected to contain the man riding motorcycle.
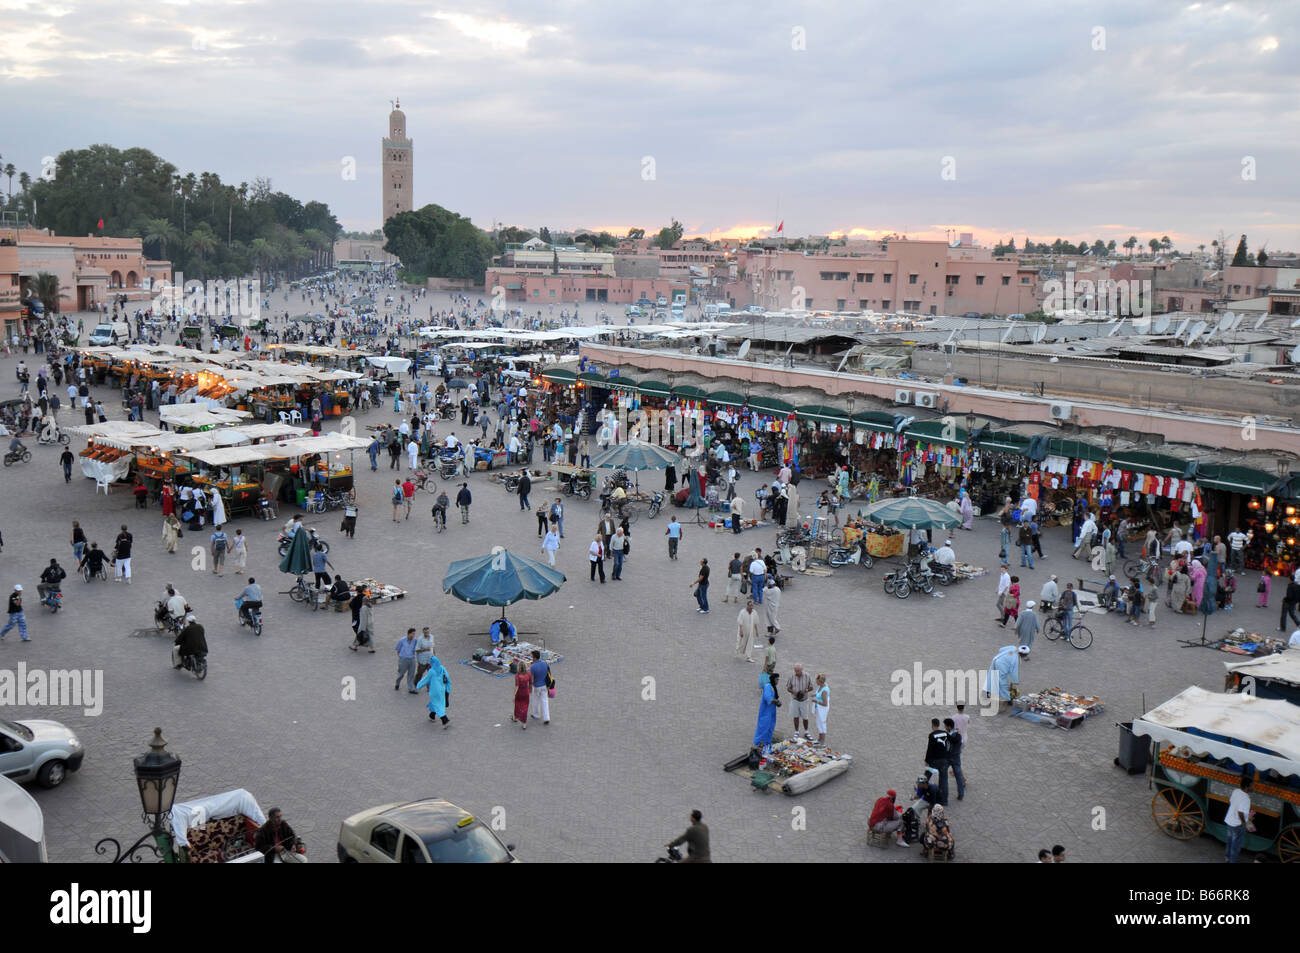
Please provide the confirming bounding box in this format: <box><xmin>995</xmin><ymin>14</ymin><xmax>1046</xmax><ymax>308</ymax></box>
<box><xmin>37</xmin><ymin>558</ymin><xmax>67</xmax><ymax>605</ymax></box>
<box><xmin>174</xmin><ymin>613</ymin><xmax>208</xmax><ymax>669</ymax></box>
<box><xmin>237</xmin><ymin>578</ymin><xmax>263</xmax><ymax>627</ymax></box>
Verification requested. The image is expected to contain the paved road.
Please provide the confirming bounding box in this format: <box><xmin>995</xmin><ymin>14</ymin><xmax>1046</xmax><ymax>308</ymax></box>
<box><xmin>0</xmin><ymin>296</ymin><xmax>1240</xmax><ymax>863</ymax></box>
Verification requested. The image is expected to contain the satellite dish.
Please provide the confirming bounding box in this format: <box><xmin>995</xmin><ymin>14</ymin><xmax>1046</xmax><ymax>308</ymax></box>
<box><xmin>1000</xmin><ymin>325</ymin><xmax>1015</xmax><ymax>343</ymax></box>
<box><xmin>1106</xmin><ymin>320</ymin><xmax>1123</xmax><ymax>336</ymax></box>
<box><xmin>1229</xmin><ymin>312</ymin><xmax>1245</xmax><ymax>331</ymax></box>
<box><xmin>1215</xmin><ymin>313</ymin><xmax>1231</xmax><ymax>329</ymax></box>
<box><xmin>1152</xmin><ymin>316</ymin><xmax>1171</xmax><ymax>334</ymax></box>
<box><xmin>737</xmin><ymin>339</ymin><xmax>751</xmax><ymax>360</ymax></box>
<box><xmin>1255</xmin><ymin>315</ymin><xmax>1268</xmax><ymax>329</ymax></box>
<box><xmin>1031</xmin><ymin>324</ymin><xmax>1047</xmax><ymax>344</ymax></box>
<box><xmin>1174</xmin><ymin>316</ymin><xmax>1191</xmax><ymax>339</ymax></box>
<box><xmin>1131</xmin><ymin>316</ymin><xmax>1151</xmax><ymax>335</ymax></box>
<box><xmin>1185</xmin><ymin>321</ymin><xmax>1208</xmax><ymax>345</ymax></box>
<box><xmin>1290</xmin><ymin>345</ymin><xmax>1300</xmax><ymax>365</ymax></box>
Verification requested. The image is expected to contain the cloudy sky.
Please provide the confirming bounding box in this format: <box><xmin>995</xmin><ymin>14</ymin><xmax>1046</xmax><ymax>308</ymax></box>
<box><xmin>1</xmin><ymin>0</ymin><xmax>1295</xmax><ymax>250</ymax></box>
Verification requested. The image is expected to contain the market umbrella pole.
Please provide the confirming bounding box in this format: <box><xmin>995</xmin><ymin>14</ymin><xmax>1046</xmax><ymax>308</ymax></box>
<box><xmin>1177</xmin><ymin>552</ymin><xmax>1219</xmax><ymax>649</ymax></box>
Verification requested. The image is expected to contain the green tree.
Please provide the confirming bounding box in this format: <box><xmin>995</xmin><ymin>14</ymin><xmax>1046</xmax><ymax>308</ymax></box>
<box><xmin>1148</xmin><ymin>237</ymin><xmax>1161</xmax><ymax>256</ymax></box>
<box><xmin>1231</xmin><ymin>234</ymin><xmax>1249</xmax><ymax>266</ymax></box>
<box><xmin>29</xmin><ymin>272</ymin><xmax>61</xmax><ymax>312</ymax></box>
<box><xmin>1160</xmin><ymin>235</ymin><xmax>1172</xmax><ymax>253</ymax></box>
<box><xmin>1124</xmin><ymin>236</ymin><xmax>1138</xmax><ymax>256</ymax></box>
<box><xmin>187</xmin><ymin>224</ymin><xmax>218</xmax><ymax>278</ymax></box>
<box><xmin>538</xmin><ymin>226</ymin><xmax>552</xmax><ymax>244</ymax></box>
<box><xmin>140</xmin><ymin>217</ymin><xmax>180</xmax><ymax>260</ymax></box>
<box><xmin>654</xmin><ymin>219</ymin><xmax>684</xmax><ymax>248</ymax></box>
<box><xmin>1106</xmin><ymin>239</ymin><xmax>1116</xmax><ymax>254</ymax></box>
<box><xmin>1091</xmin><ymin>239</ymin><xmax>1107</xmax><ymax>256</ymax></box>
<box><xmin>1257</xmin><ymin>247</ymin><xmax>1269</xmax><ymax>267</ymax></box>
<box><xmin>627</xmin><ymin>227</ymin><xmax>645</xmax><ymax>240</ymax></box>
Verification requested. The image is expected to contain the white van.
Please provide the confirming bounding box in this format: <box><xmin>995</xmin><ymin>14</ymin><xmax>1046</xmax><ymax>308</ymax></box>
<box><xmin>88</xmin><ymin>322</ymin><xmax>130</xmax><ymax>346</ymax></box>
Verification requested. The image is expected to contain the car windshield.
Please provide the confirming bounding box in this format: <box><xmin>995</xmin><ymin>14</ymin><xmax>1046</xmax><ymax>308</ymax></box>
<box><xmin>0</xmin><ymin>719</ymin><xmax>34</xmax><ymax>741</ymax></box>
<box><xmin>421</xmin><ymin>823</ymin><xmax>511</xmax><ymax>863</ymax></box>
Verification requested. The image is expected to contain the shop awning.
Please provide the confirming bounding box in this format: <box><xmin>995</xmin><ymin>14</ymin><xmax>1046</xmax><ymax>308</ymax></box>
<box><xmin>748</xmin><ymin>395</ymin><xmax>793</xmax><ymax>416</ymax></box>
<box><xmin>541</xmin><ymin>369</ymin><xmax>577</xmax><ymax>385</ymax></box>
<box><xmin>1195</xmin><ymin>464</ymin><xmax>1275</xmax><ymax>495</ymax></box>
<box><xmin>606</xmin><ymin>374</ymin><xmax>639</xmax><ymax>391</ymax></box>
<box><xmin>671</xmin><ymin>384</ymin><xmax>708</xmax><ymax>400</ymax></box>
<box><xmin>636</xmin><ymin>379</ymin><xmax>671</xmax><ymax>398</ymax></box>
<box><xmin>852</xmin><ymin>411</ymin><xmax>901</xmax><ymax>433</ymax></box>
<box><xmin>796</xmin><ymin>404</ymin><xmax>850</xmax><ymax>426</ymax></box>
<box><xmin>978</xmin><ymin>431</ymin><xmax>1030</xmax><ymax>455</ymax></box>
<box><xmin>1048</xmin><ymin>437</ymin><xmax>1110</xmax><ymax>464</ymax></box>
<box><xmin>577</xmin><ymin>371</ymin><xmax>606</xmax><ymax>386</ymax></box>
<box><xmin>1110</xmin><ymin>450</ymin><xmax>1191</xmax><ymax>479</ymax></box>
<box><xmin>904</xmin><ymin>419</ymin><xmax>966</xmax><ymax>448</ymax></box>
<box><xmin>707</xmin><ymin>390</ymin><xmax>746</xmax><ymax>407</ymax></box>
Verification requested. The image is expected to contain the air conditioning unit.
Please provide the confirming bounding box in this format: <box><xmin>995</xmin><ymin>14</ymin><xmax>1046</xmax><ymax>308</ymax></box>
<box><xmin>941</xmin><ymin>342</ymin><xmax>957</xmax><ymax>355</ymax></box>
<box><xmin>1049</xmin><ymin>401</ymin><xmax>1073</xmax><ymax>421</ymax></box>
<box><xmin>893</xmin><ymin>388</ymin><xmax>912</xmax><ymax>404</ymax></box>
<box><xmin>915</xmin><ymin>392</ymin><xmax>939</xmax><ymax>409</ymax></box>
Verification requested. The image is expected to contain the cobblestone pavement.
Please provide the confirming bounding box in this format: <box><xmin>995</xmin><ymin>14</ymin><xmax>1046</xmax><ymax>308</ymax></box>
<box><xmin>0</xmin><ymin>298</ymin><xmax>1240</xmax><ymax>863</ymax></box>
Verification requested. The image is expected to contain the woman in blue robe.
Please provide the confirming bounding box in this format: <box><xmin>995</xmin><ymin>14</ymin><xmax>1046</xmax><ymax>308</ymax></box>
<box><xmin>753</xmin><ymin>671</ymin><xmax>780</xmax><ymax>752</ymax></box>
<box><xmin>416</xmin><ymin>655</ymin><xmax>451</xmax><ymax>728</ymax></box>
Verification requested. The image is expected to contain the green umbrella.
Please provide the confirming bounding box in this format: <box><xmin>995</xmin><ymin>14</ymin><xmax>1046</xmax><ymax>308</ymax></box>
<box><xmin>861</xmin><ymin>496</ymin><xmax>961</xmax><ymax>530</ymax></box>
<box><xmin>278</xmin><ymin>527</ymin><xmax>313</xmax><ymax>576</ymax></box>
<box><xmin>588</xmin><ymin>441</ymin><xmax>679</xmax><ymax>471</ymax></box>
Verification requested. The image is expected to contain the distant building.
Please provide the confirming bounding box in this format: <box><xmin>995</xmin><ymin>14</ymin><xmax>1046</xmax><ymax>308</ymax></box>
<box><xmin>1</xmin><ymin>228</ymin><xmax>170</xmax><ymax>313</ymax></box>
<box><xmin>334</xmin><ymin>237</ymin><xmax>398</xmax><ymax>271</ymax></box>
<box><xmin>382</xmin><ymin>100</ymin><xmax>413</xmax><ymax>225</ymax></box>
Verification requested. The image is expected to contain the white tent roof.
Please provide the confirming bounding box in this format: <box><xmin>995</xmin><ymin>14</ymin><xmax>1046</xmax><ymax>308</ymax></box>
<box><xmin>226</xmin><ymin>423</ymin><xmax>308</xmax><ymax>442</ymax></box>
<box><xmin>1132</xmin><ymin>686</ymin><xmax>1300</xmax><ymax>777</ymax></box>
<box><xmin>159</xmin><ymin>405</ymin><xmax>251</xmax><ymax>427</ymax></box>
<box><xmin>183</xmin><ymin>445</ymin><xmax>278</xmax><ymax>467</ymax></box>
<box><xmin>366</xmin><ymin>356</ymin><xmax>412</xmax><ymax>373</ymax></box>
<box><xmin>1224</xmin><ymin>652</ymin><xmax>1300</xmax><ymax>689</ymax></box>
<box><xmin>69</xmin><ymin>421</ymin><xmax>165</xmax><ymax>450</ymax></box>
<box><xmin>269</xmin><ymin>434</ymin><xmax>371</xmax><ymax>454</ymax></box>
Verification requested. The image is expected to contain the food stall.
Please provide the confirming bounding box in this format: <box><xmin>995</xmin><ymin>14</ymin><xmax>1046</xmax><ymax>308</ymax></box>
<box><xmin>181</xmin><ymin>445</ymin><xmax>277</xmax><ymax>518</ymax></box>
<box><xmin>1224</xmin><ymin>653</ymin><xmax>1300</xmax><ymax>705</ymax></box>
<box><xmin>1132</xmin><ymin>686</ymin><xmax>1300</xmax><ymax>862</ymax></box>
<box><xmin>159</xmin><ymin>404</ymin><xmax>251</xmax><ymax>433</ymax></box>
<box><xmin>69</xmin><ymin>421</ymin><xmax>167</xmax><ymax>484</ymax></box>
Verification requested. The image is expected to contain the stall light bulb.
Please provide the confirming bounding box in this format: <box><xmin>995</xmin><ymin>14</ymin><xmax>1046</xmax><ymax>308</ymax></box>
<box><xmin>1265</xmin><ymin>523</ymin><xmax>1275</xmax><ymax>533</ymax></box>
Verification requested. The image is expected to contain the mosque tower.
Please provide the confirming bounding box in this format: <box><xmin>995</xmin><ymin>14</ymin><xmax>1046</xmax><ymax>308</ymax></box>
<box><xmin>382</xmin><ymin>99</ymin><xmax>413</xmax><ymax>224</ymax></box>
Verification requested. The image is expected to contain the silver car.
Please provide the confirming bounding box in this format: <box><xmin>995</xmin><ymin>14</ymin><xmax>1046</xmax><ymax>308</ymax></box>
<box><xmin>0</xmin><ymin>718</ymin><xmax>85</xmax><ymax>788</ymax></box>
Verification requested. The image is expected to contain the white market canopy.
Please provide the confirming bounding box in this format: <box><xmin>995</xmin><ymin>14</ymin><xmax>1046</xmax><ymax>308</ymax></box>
<box><xmin>1225</xmin><ymin>653</ymin><xmax>1300</xmax><ymax>689</ymax></box>
<box><xmin>180</xmin><ymin>433</ymin><xmax>370</xmax><ymax>468</ymax></box>
<box><xmin>159</xmin><ymin>405</ymin><xmax>251</xmax><ymax>427</ymax></box>
<box><xmin>1132</xmin><ymin>685</ymin><xmax>1300</xmax><ymax>778</ymax></box>
<box><xmin>365</xmin><ymin>356</ymin><xmax>412</xmax><ymax>373</ymax></box>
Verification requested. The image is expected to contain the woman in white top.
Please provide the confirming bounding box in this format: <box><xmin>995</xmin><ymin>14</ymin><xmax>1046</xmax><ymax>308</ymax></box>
<box><xmin>231</xmin><ymin>529</ymin><xmax>248</xmax><ymax>573</ymax></box>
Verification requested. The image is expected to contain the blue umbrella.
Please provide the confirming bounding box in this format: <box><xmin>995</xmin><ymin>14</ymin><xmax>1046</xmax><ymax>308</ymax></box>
<box><xmin>443</xmin><ymin>549</ymin><xmax>566</xmax><ymax>615</ymax></box>
<box><xmin>588</xmin><ymin>441</ymin><xmax>679</xmax><ymax>471</ymax></box>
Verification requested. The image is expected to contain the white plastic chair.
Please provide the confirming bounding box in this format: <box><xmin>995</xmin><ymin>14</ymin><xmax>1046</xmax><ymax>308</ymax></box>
<box><xmin>278</xmin><ymin>411</ymin><xmax>291</xmax><ymax>424</ymax></box>
<box><xmin>95</xmin><ymin>476</ymin><xmax>111</xmax><ymax>495</ymax></box>
<box><xmin>289</xmin><ymin>410</ymin><xmax>303</xmax><ymax>423</ymax></box>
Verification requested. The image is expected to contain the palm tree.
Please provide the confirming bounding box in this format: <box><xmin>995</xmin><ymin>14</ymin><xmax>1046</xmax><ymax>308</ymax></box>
<box><xmin>18</xmin><ymin>171</ymin><xmax>30</xmax><ymax>193</ymax></box>
<box><xmin>141</xmin><ymin>217</ymin><xmax>180</xmax><ymax>260</ymax></box>
<box><xmin>1148</xmin><ymin>238</ymin><xmax>1161</xmax><ymax>256</ymax></box>
<box><xmin>249</xmin><ymin>237</ymin><xmax>273</xmax><ymax>287</ymax></box>
<box><xmin>29</xmin><ymin>272</ymin><xmax>61</xmax><ymax>313</ymax></box>
<box><xmin>302</xmin><ymin>228</ymin><xmax>329</xmax><ymax>272</ymax></box>
<box><xmin>1160</xmin><ymin>235</ymin><xmax>1173</xmax><ymax>254</ymax></box>
<box><xmin>2</xmin><ymin>163</ymin><xmax>14</xmax><ymax>201</ymax></box>
<box><xmin>187</xmin><ymin>224</ymin><xmax>218</xmax><ymax>278</ymax></box>
<box><xmin>1124</xmin><ymin>236</ymin><xmax>1138</xmax><ymax>257</ymax></box>
<box><xmin>1198</xmin><ymin>243</ymin><xmax>1206</xmax><ymax>254</ymax></box>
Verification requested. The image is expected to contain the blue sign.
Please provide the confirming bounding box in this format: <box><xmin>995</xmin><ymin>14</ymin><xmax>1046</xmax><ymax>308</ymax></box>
<box><xmin>608</xmin><ymin>369</ymin><xmax>620</xmax><ymax>378</ymax></box>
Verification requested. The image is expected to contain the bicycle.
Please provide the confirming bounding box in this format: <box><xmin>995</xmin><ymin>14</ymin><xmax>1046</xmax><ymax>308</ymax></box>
<box><xmin>1122</xmin><ymin>554</ymin><xmax>1160</xmax><ymax>582</ymax></box>
<box><xmin>1042</xmin><ymin>611</ymin><xmax>1093</xmax><ymax>649</ymax></box>
<box><xmin>283</xmin><ymin>575</ymin><xmax>321</xmax><ymax>610</ymax></box>
<box><xmin>431</xmin><ymin>504</ymin><xmax>448</xmax><ymax>533</ymax></box>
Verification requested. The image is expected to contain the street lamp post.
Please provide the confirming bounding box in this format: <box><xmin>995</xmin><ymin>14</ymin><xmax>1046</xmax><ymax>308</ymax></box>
<box><xmin>96</xmin><ymin>727</ymin><xmax>183</xmax><ymax>863</ymax></box>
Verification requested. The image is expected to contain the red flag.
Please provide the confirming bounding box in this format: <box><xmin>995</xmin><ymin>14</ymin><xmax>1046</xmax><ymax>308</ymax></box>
<box><xmin>97</xmin><ymin>218</ymin><xmax>104</xmax><ymax>229</ymax></box>
<box><xmin>776</xmin><ymin>220</ymin><xmax>784</xmax><ymax>233</ymax></box>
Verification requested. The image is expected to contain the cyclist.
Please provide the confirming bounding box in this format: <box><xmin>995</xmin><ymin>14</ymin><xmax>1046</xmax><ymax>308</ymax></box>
<box><xmin>1058</xmin><ymin>582</ymin><xmax>1078</xmax><ymax>634</ymax></box>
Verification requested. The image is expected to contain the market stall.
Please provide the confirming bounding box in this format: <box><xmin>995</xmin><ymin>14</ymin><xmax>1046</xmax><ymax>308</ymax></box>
<box><xmin>724</xmin><ymin>736</ymin><xmax>853</xmax><ymax>794</ymax></box>
<box><xmin>462</xmin><ymin>641</ymin><xmax>562</xmax><ymax>678</ymax></box>
<box><xmin>1011</xmin><ymin>687</ymin><xmax>1105</xmax><ymax>729</ymax></box>
<box><xmin>1224</xmin><ymin>652</ymin><xmax>1300</xmax><ymax>705</ymax></box>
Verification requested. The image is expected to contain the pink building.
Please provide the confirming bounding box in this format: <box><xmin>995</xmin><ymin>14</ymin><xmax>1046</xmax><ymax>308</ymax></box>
<box><xmin>5</xmin><ymin>229</ymin><xmax>171</xmax><ymax>311</ymax></box>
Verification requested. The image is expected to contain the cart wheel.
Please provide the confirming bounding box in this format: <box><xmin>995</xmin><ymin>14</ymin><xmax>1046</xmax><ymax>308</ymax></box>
<box><xmin>1151</xmin><ymin>787</ymin><xmax>1205</xmax><ymax>840</ymax></box>
<box><xmin>1278</xmin><ymin>825</ymin><xmax>1300</xmax><ymax>863</ymax></box>
<box><xmin>1043</xmin><ymin>618</ymin><xmax>1063</xmax><ymax>641</ymax></box>
<box><xmin>1069</xmin><ymin>624</ymin><xmax>1093</xmax><ymax>650</ymax></box>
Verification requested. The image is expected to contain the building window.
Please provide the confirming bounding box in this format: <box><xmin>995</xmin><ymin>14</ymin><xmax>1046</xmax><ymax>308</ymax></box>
<box><xmin>857</xmin><ymin>273</ymin><xmax>874</xmax><ymax>283</ymax></box>
<box><xmin>836</xmin><ymin>299</ymin><xmax>846</xmax><ymax>311</ymax></box>
<box><xmin>881</xmin><ymin>299</ymin><xmax>891</xmax><ymax>310</ymax></box>
<box><xmin>929</xmin><ymin>306</ymin><xmax>938</xmax><ymax>315</ymax></box>
<box><xmin>819</xmin><ymin>271</ymin><xmax>848</xmax><ymax>281</ymax></box>
<box><xmin>908</xmin><ymin>274</ymin><xmax>918</xmax><ymax>284</ymax></box>
<box><xmin>858</xmin><ymin>299</ymin><xmax>869</xmax><ymax>309</ymax></box>
<box><xmin>1002</xmin><ymin>276</ymin><xmax>1011</xmax><ymax>286</ymax></box>
<box><xmin>882</xmin><ymin>274</ymin><xmax>892</xmax><ymax>284</ymax></box>
<box><xmin>903</xmin><ymin>300</ymin><xmax>920</xmax><ymax>311</ymax></box>
<box><xmin>1020</xmin><ymin>277</ymin><xmax>1030</xmax><ymax>284</ymax></box>
<box><xmin>975</xmin><ymin>275</ymin><xmax>985</xmax><ymax>285</ymax></box>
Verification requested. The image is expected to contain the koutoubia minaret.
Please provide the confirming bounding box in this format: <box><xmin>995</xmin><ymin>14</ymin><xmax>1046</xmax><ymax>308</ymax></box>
<box><xmin>381</xmin><ymin>99</ymin><xmax>413</xmax><ymax>224</ymax></box>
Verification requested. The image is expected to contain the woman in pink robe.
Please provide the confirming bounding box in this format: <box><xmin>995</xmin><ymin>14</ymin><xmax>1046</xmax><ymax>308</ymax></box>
<box><xmin>511</xmin><ymin>662</ymin><xmax>532</xmax><ymax>729</ymax></box>
<box><xmin>1188</xmin><ymin>558</ymin><xmax>1207</xmax><ymax>607</ymax></box>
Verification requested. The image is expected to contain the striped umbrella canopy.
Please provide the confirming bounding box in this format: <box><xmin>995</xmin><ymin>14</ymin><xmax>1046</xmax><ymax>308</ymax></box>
<box><xmin>588</xmin><ymin>441</ymin><xmax>680</xmax><ymax>471</ymax></box>
<box><xmin>860</xmin><ymin>495</ymin><xmax>961</xmax><ymax>530</ymax></box>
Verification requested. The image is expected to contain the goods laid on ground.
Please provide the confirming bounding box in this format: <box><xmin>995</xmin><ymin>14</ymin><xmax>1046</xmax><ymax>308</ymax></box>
<box><xmin>350</xmin><ymin>578</ymin><xmax>406</xmax><ymax>604</ymax></box>
<box><xmin>1209</xmin><ymin>628</ymin><xmax>1289</xmax><ymax>657</ymax></box>
<box><xmin>1012</xmin><ymin>687</ymin><xmax>1104</xmax><ymax>729</ymax></box>
<box><xmin>724</xmin><ymin>736</ymin><xmax>852</xmax><ymax>794</ymax></box>
<box><xmin>462</xmin><ymin>640</ymin><xmax>562</xmax><ymax>677</ymax></box>
<box><xmin>951</xmin><ymin>562</ymin><xmax>988</xmax><ymax>580</ymax></box>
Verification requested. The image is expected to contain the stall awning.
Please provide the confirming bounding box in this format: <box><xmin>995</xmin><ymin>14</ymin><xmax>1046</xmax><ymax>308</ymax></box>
<box><xmin>978</xmin><ymin>431</ymin><xmax>1030</xmax><ymax>455</ymax></box>
<box><xmin>636</xmin><ymin>379</ymin><xmax>671</xmax><ymax>398</ymax></box>
<box><xmin>1110</xmin><ymin>450</ymin><xmax>1191</xmax><ymax>479</ymax></box>
<box><xmin>1048</xmin><ymin>437</ymin><xmax>1110</xmax><ymax>464</ymax></box>
<box><xmin>707</xmin><ymin>390</ymin><xmax>746</xmax><ymax>407</ymax></box>
<box><xmin>852</xmin><ymin>411</ymin><xmax>900</xmax><ymax>433</ymax></box>
<box><xmin>607</xmin><ymin>375</ymin><xmax>639</xmax><ymax>391</ymax></box>
<box><xmin>748</xmin><ymin>395</ymin><xmax>792</xmax><ymax>416</ymax></box>
<box><xmin>904</xmin><ymin>419</ymin><xmax>966</xmax><ymax>448</ymax></box>
<box><xmin>1195</xmin><ymin>464</ymin><xmax>1275</xmax><ymax>496</ymax></box>
<box><xmin>796</xmin><ymin>404</ymin><xmax>850</xmax><ymax>426</ymax></box>
<box><xmin>671</xmin><ymin>384</ymin><xmax>708</xmax><ymax>400</ymax></box>
<box><xmin>577</xmin><ymin>371</ymin><xmax>606</xmax><ymax>386</ymax></box>
<box><xmin>541</xmin><ymin>369</ymin><xmax>577</xmax><ymax>385</ymax></box>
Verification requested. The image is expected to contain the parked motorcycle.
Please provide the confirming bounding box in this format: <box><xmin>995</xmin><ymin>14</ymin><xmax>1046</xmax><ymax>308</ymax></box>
<box><xmin>882</xmin><ymin>568</ymin><xmax>912</xmax><ymax>599</ymax></box>
<box><xmin>647</xmin><ymin>491</ymin><xmax>663</xmax><ymax>519</ymax></box>
<box><xmin>277</xmin><ymin>528</ymin><xmax>329</xmax><ymax>557</ymax></box>
<box><xmin>828</xmin><ymin>538</ymin><xmax>873</xmax><ymax>570</ymax></box>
